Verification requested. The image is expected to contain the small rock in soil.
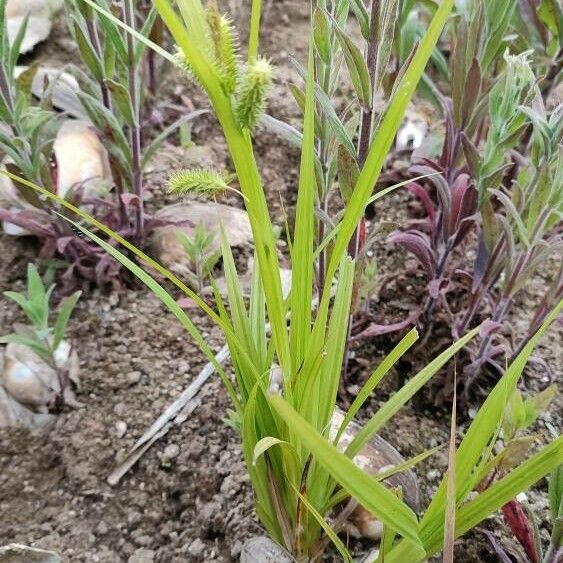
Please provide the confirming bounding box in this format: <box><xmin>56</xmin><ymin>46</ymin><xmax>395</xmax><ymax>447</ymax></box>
<box><xmin>186</xmin><ymin>538</ymin><xmax>205</xmax><ymax>557</ymax></box>
<box><xmin>127</xmin><ymin>548</ymin><xmax>155</xmax><ymax>563</ymax></box>
<box><xmin>126</xmin><ymin>371</ymin><xmax>142</xmax><ymax>385</ymax></box>
<box><xmin>115</xmin><ymin>421</ymin><xmax>127</xmax><ymax>438</ymax></box>
<box><xmin>160</xmin><ymin>444</ymin><xmax>180</xmax><ymax>468</ymax></box>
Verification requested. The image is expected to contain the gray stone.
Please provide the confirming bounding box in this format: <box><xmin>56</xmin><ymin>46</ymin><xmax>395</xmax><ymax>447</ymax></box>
<box><xmin>127</xmin><ymin>548</ymin><xmax>155</xmax><ymax>563</ymax></box>
<box><xmin>0</xmin><ymin>544</ymin><xmax>61</xmax><ymax>563</ymax></box>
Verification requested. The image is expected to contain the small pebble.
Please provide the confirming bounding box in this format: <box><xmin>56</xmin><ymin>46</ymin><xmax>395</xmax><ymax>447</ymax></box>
<box><xmin>115</xmin><ymin>421</ymin><xmax>127</xmax><ymax>438</ymax></box>
<box><xmin>187</xmin><ymin>539</ymin><xmax>205</xmax><ymax>557</ymax></box>
<box><xmin>127</xmin><ymin>371</ymin><xmax>142</xmax><ymax>385</ymax></box>
<box><xmin>127</xmin><ymin>548</ymin><xmax>155</xmax><ymax>563</ymax></box>
<box><xmin>160</xmin><ymin>444</ymin><xmax>180</xmax><ymax>467</ymax></box>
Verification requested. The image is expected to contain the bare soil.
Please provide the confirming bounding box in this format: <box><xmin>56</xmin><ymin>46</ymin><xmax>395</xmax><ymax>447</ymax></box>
<box><xmin>0</xmin><ymin>2</ymin><xmax>561</xmax><ymax>562</ymax></box>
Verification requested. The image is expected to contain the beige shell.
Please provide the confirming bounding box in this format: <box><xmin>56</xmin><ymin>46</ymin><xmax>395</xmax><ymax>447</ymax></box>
<box><xmin>330</xmin><ymin>407</ymin><xmax>420</xmax><ymax>540</ymax></box>
<box><xmin>54</xmin><ymin>120</ymin><xmax>112</xmax><ymax>200</ymax></box>
<box><xmin>151</xmin><ymin>202</ymin><xmax>253</xmax><ymax>274</ymax></box>
<box><xmin>1</xmin><ymin>341</ymin><xmax>80</xmax><ymax>411</ymax></box>
<box><xmin>6</xmin><ymin>0</ymin><xmax>62</xmax><ymax>54</ymax></box>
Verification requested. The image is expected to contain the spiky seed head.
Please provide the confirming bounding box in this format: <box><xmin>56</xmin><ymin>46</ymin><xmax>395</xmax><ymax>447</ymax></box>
<box><xmin>206</xmin><ymin>3</ymin><xmax>239</xmax><ymax>95</ymax></box>
<box><xmin>167</xmin><ymin>169</ymin><xmax>232</xmax><ymax>197</ymax></box>
<box><xmin>172</xmin><ymin>47</ymin><xmax>193</xmax><ymax>77</ymax></box>
<box><xmin>234</xmin><ymin>57</ymin><xmax>273</xmax><ymax>130</ymax></box>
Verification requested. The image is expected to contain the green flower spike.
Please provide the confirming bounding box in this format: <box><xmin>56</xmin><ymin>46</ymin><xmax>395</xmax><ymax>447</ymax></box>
<box><xmin>234</xmin><ymin>57</ymin><xmax>273</xmax><ymax>130</ymax></box>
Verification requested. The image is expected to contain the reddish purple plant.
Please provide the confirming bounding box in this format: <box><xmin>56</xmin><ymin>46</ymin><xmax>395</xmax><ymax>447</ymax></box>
<box><xmin>388</xmin><ymin>169</ymin><xmax>477</xmax><ymax>325</ymax></box>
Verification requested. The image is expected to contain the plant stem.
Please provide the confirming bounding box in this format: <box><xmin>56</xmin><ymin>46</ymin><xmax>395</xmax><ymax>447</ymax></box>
<box><xmin>124</xmin><ymin>0</ymin><xmax>144</xmax><ymax>244</ymax></box>
<box><xmin>343</xmin><ymin>0</ymin><xmax>379</xmax><ymax>376</ymax></box>
<box><xmin>248</xmin><ymin>0</ymin><xmax>262</xmax><ymax>62</ymax></box>
<box><xmin>85</xmin><ymin>17</ymin><xmax>112</xmax><ymax>110</ymax></box>
<box><xmin>347</xmin><ymin>0</ymin><xmax>379</xmax><ymax>259</ymax></box>
<box><xmin>317</xmin><ymin>43</ymin><xmax>333</xmax><ymax>296</ymax></box>
<box><xmin>421</xmin><ymin>237</ymin><xmax>454</xmax><ymax>325</ymax></box>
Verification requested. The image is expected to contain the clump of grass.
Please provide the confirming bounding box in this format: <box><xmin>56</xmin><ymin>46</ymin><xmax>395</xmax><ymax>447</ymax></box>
<box><xmin>8</xmin><ymin>0</ymin><xmax>562</xmax><ymax>561</ymax></box>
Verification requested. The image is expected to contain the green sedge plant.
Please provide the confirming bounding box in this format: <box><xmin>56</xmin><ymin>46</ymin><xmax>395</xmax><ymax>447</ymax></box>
<box><xmin>7</xmin><ymin>0</ymin><xmax>563</xmax><ymax>561</ymax></box>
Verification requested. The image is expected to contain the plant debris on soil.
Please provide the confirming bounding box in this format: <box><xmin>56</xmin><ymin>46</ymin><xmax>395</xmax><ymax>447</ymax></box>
<box><xmin>0</xmin><ymin>1</ymin><xmax>561</xmax><ymax>562</ymax></box>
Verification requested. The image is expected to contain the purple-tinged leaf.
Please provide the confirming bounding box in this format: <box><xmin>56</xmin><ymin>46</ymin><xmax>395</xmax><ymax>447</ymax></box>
<box><xmin>460</xmin><ymin>133</ymin><xmax>481</xmax><ymax>178</ymax></box>
<box><xmin>56</xmin><ymin>236</ymin><xmax>74</xmax><ymax>253</ymax></box>
<box><xmin>387</xmin><ymin>230</ymin><xmax>437</xmax><ymax>280</ymax></box>
<box><xmin>412</xmin><ymin>165</ymin><xmax>451</xmax><ymax>238</ymax></box>
<box><xmin>353</xmin><ymin>309</ymin><xmax>420</xmax><ymax>339</ymax></box>
<box><xmin>461</xmin><ymin>58</ymin><xmax>482</xmax><ymax>127</ymax></box>
<box><xmin>120</xmin><ymin>193</ymin><xmax>141</xmax><ymax>207</ymax></box>
<box><xmin>450</xmin><ymin>173</ymin><xmax>477</xmax><ymax>234</ymax></box>
<box><xmin>428</xmin><ymin>277</ymin><xmax>448</xmax><ymax>299</ymax></box>
<box><xmin>472</xmin><ymin>235</ymin><xmax>490</xmax><ymax>292</ymax></box>
<box><xmin>452</xmin><ymin>215</ymin><xmax>478</xmax><ymax>248</ymax></box>
<box><xmin>0</xmin><ymin>208</ymin><xmax>53</xmax><ymax>237</ymax></box>
<box><xmin>407</xmin><ymin>182</ymin><xmax>436</xmax><ymax>224</ymax></box>
<box><xmin>480</xmin><ymin>529</ymin><xmax>516</xmax><ymax>563</ymax></box>
<box><xmin>501</xmin><ymin>500</ymin><xmax>540</xmax><ymax>563</ymax></box>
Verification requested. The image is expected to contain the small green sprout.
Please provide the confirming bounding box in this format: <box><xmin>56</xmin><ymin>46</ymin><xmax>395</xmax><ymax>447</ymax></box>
<box><xmin>176</xmin><ymin>224</ymin><xmax>221</xmax><ymax>292</ymax></box>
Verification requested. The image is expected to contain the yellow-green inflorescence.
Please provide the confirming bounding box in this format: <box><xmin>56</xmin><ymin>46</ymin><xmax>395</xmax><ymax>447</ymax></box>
<box><xmin>167</xmin><ymin>169</ymin><xmax>233</xmax><ymax>197</ymax></box>
<box><xmin>234</xmin><ymin>57</ymin><xmax>273</xmax><ymax>130</ymax></box>
<box><xmin>206</xmin><ymin>2</ymin><xmax>239</xmax><ymax>95</ymax></box>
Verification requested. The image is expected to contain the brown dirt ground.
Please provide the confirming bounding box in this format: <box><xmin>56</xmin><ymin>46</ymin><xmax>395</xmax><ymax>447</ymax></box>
<box><xmin>1</xmin><ymin>2</ymin><xmax>561</xmax><ymax>562</ymax></box>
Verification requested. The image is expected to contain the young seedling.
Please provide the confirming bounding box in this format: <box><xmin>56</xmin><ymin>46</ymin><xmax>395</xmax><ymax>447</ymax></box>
<box><xmin>175</xmin><ymin>224</ymin><xmax>221</xmax><ymax>293</ymax></box>
<box><xmin>0</xmin><ymin>264</ymin><xmax>81</xmax><ymax>411</ymax></box>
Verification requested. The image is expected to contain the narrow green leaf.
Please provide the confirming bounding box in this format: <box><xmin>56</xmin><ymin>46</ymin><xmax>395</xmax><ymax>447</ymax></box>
<box><xmin>105</xmin><ymin>79</ymin><xmax>136</xmax><ymax>126</ymax></box>
<box><xmin>72</xmin><ymin>18</ymin><xmax>104</xmax><ymax>81</ymax></box>
<box><xmin>142</xmin><ymin>109</ymin><xmax>207</xmax><ymax>168</ymax></box>
<box><xmin>290</xmin><ymin>39</ymin><xmax>316</xmax><ymax>374</ymax></box>
<box><xmin>548</xmin><ymin>465</ymin><xmax>563</xmax><ymax>520</ymax></box>
<box><xmin>313</xmin><ymin>8</ymin><xmax>331</xmax><ymax>65</ymax></box>
<box><xmin>334</xmin><ymin>26</ymin><xmax>372</xmax><ymax>108</ymax></box>
<box><xmin>292</xmin><ymin>486</ymin><xmax>353</xmax><ymax>563</ymax></box>
<box><xmin>253</xmin><ymin>437</ymin><xmax>297</xmax><ymax>466</ymax></box>
<box><xmin>53</xmin><ymin>291</ymin><xmax>81</xmax><ymax>349</ymax></box>
<box><xmin>454</xmin><ymin>437</ymin><xmax>563</xmax><ymax>540</ymax></box>
<box><xmin>443</xmin><ymin>379</ymin><xmax>457</xmax><ymax>563</ymax></box>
